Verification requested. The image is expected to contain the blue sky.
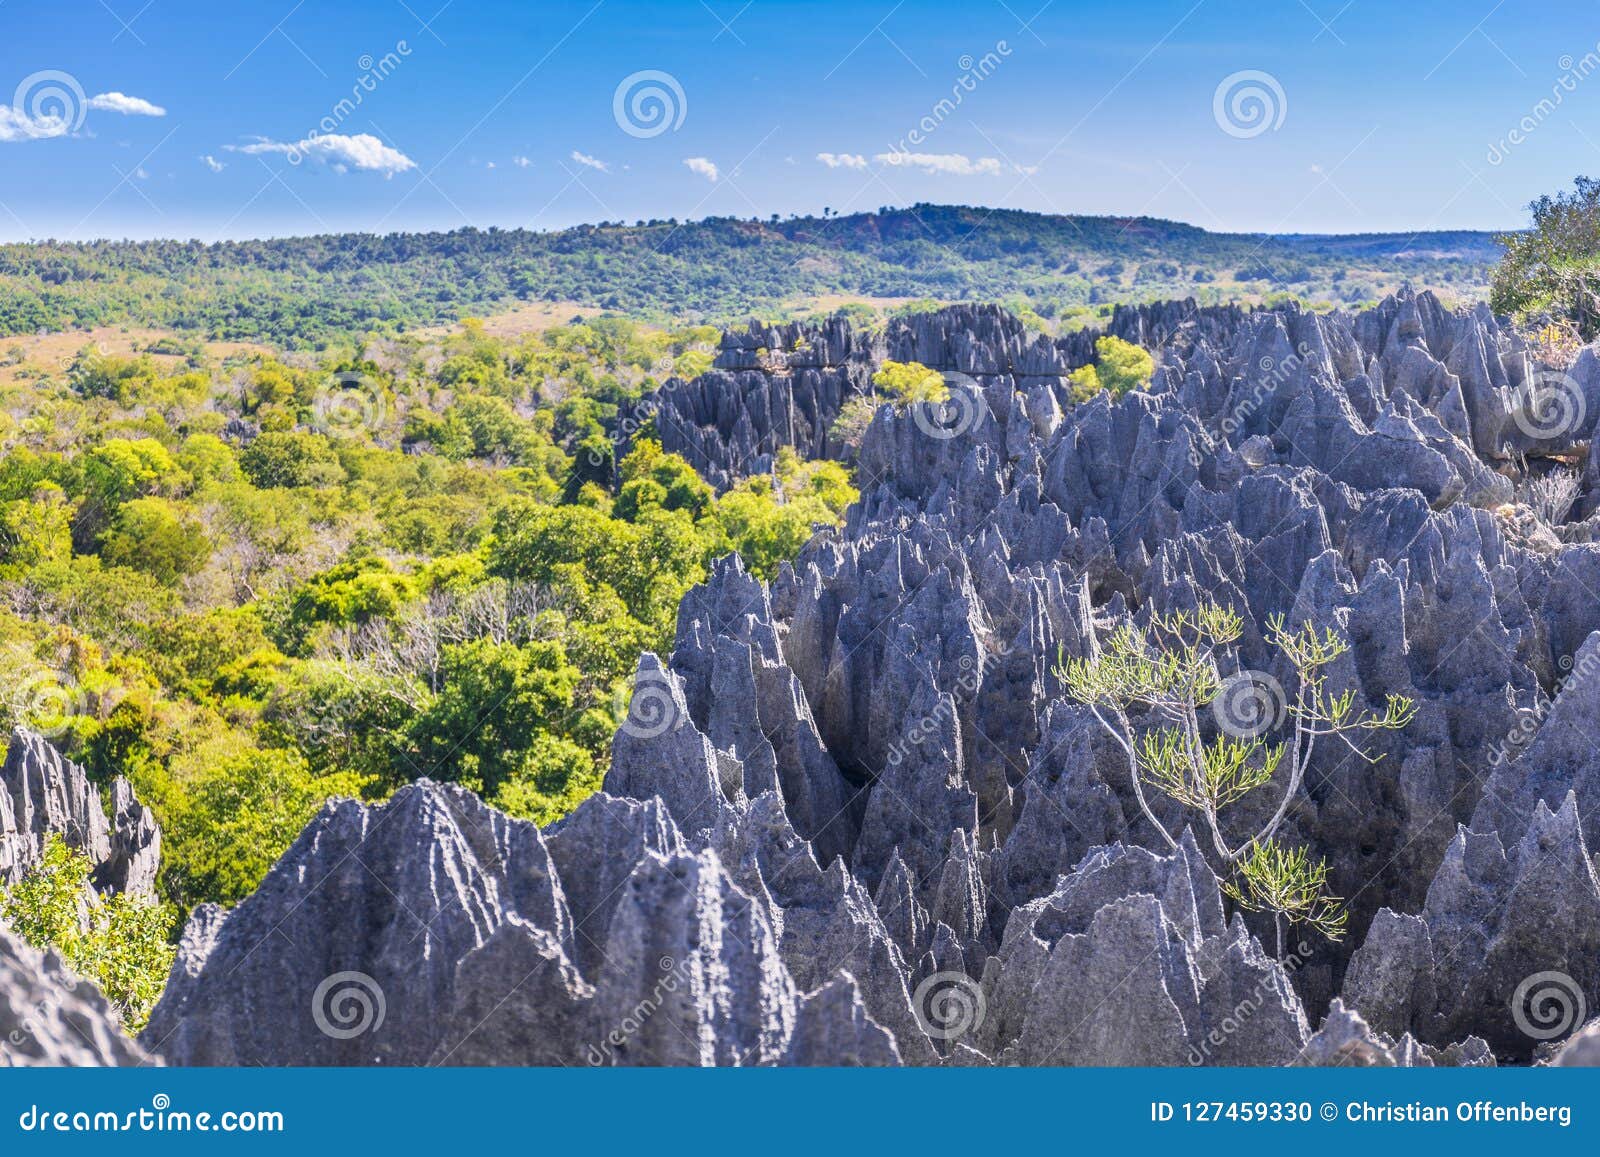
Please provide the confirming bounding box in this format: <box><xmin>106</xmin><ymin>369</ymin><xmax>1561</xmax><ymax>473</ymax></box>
<box><xmin>1</xmin><ymin>0</ymin><xmax>1598</xmax><ymax>241</ymax></box>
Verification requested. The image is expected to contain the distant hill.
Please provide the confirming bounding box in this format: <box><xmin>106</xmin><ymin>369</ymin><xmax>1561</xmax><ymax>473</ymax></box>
<box><xmin>0</xmin><ymin>204</ymin><xmax>1503</xmax><ymax>347</ymax></box>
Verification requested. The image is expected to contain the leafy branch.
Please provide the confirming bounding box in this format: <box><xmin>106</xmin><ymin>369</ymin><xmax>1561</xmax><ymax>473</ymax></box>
<box><xmin>1056</xmin><ymin>602</ymin><xmax>1415</xmax><ymax>951</ymax></box>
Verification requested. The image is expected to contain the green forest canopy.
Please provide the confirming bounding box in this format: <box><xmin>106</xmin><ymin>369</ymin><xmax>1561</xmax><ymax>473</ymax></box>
<box><xmin>0</xmin><ymin>205</ymin><xmax>1501</xmax><ymax>347</ymax></box>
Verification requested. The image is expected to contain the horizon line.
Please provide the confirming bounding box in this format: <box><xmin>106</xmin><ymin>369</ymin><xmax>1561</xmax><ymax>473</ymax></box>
<box><xmin>0</xmin><ymin>202</ymin><xmax>1518</xmax><ymax>248</ymax></box>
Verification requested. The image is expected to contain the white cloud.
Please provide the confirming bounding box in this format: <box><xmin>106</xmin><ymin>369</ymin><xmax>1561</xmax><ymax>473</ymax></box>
<box><xmin>201</xmin><ymin>154</ymin><xmax>225</xmax><ymax>172</ymax></box>
<box><xmin>683</xmin><ymin>156</ymin><xmax>719</xmax><ymax>182</ymax></box>
<box><xmin>485</xmin><ymin>160</ymin><xmax>496</xmax><ymax>169</ymax></box>
<box><xmin>873</xmin><ymin>151</ymin><xmax>1003</xmax><ymax>176</ymax></box>
<box><xmin>231</xmin><ymin>132</ymin><xmax>416</xmax><ymax>177</ymax></box>
<box><xmin>0</xmin><ymin>106</ymin><xmax>68</xmax><ymax>142</ymax></box>
<box><xmin>816</xmin><ymin>151</ymin><xmax>867</xmax><ymax>170</ymax></box>
<box><xmin>87</xmin><ymin>92</ymin><xmax>165</xmax><ymax>117</ymax></box>
<box><xmin>0</xmin><ymin>85</ymin><xmax>166</xmax><ymax>143</ymax></box>
<box><xmin>513</xmin><ymin>155</ymin><xmax>532</xmax><ymax>168</ymax></box>
<box><xmin>570</xmin><ymin>149</ymin><xmax>608</xmax><ymax>172</ymax></box>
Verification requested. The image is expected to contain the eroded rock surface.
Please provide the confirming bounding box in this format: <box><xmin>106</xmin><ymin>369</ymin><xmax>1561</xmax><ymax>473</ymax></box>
<box><xmin>143</xmin><ymin>295</ymin><xmax>1600</xmax><ymax>1065</ymax></box>
<box><xmin>1</xmin><ymin>728</ymin><xmax>161</xmax><ymax>899</ymax></box>
<box><xmin>0</xmin><ymin>921</ymin><xmax>154</xmax><ymax>1067</ymax></box>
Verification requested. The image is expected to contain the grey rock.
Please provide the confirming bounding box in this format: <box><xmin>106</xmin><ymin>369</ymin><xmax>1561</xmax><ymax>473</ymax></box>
<box><xmin>988</xmin><ymin>835</ymin><xmax>1307</xmax><ymax>1066</ymax></box>
<box><xmin>782</xmin><ymin>973</ymin><xmax>902</xmax><ymax>1066</ymax></box>
<box><xmin>0</xmin><ymin>920</ymin><xmax>153</xmax><ymax>1066</ymax></box>
<box><xmin>144</xmin><ymin>781</ymin><xmax>580</xmax><ymax>1065</ymax></box>
<box><xmin>1553</xmin><ymin>1019</ymin><xmax>1600</xmax><ymax>1066</ymax></box>
<box><xmin>1345</xmin><ymin>794</ymin><xmax>1600</xmax><ymax>1059</ymax></box>
<box><xmin>1</xmin><ymin>728</ymin><xmax>160</xmax><ymax>899</ymax></box>
<box><xmin>1296</xmin><ymin>999</ymin><xmax>1492</xmax><ymax>1067</ymax></box>
<box><xmin>139</xmin><ymin>293</ymin><xmax>1600</xmax><ymax>1066</ymax></box>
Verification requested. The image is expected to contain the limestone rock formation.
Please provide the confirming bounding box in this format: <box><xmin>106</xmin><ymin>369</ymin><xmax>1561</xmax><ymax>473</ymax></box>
<box><xmin>0</xmin><ymin>921</ymin><xmax>154</xmax><ymax>1067</ymax></box>
<box><xmin>1295</xmin><ymin>999</ymin><xmax>1492</xmax><ymax>1067</ymax></box>
<box><xmin>140</xmin><ymin>293</ymin><xmax>1600</xmax><ymax>1065</ymax></box>
<box><xmin>984</xmin><ymin>835</ymin><xmax>1307</xmax><ymax>1066</ymax></box>
<box><xmin>1</xmin><ymin>728</ymin><xmax>160</xmax><ymax>899</ymax></box>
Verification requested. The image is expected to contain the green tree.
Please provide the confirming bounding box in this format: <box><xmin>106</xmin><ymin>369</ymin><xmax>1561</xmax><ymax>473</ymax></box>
<box><xmin>1492</xmin><ymin>176</ymin><xmax>1600</xmax><ymax>338</ymax></box>
<box><xmin>1</xmin><ymin>836</ymin><xmax>175</xmax><ymax>1031</ymax></box>
<box><xmin>98</xmin><ymin>496</ymin><xmax>211</xmax><ymax>584</ymax></box>
<box><xmin>871</xmin><ymin>360</ymin><xmax>948</xmax><ymax>405</ymax></box>
<box><xmin>1057</xmin><ymin>603</ymin><xmax>1414</xmax><ymax>955</ymax></box>
<box><xmin>71</xmin><ymin>437</ymin><xmax>188</xmax><ymax>547</ymax></box>
<box><xmin>490</xmin><ymin>733</ymin><xmax>602</xmax><ymax>826</ymax></box>
<box><xmin>1067</xmin><ymin>335</ymin><xmax>1155</xmax><ymax>404</ymax></box>
<box><xmin>715</xmin><ymin>451</ymin><xmax>858</xmax><ymax>579</ymax></box>
<box><xmin>828</xmin><ymin>395</ymin><xmax>879</xmax><ymax>454</ymax></box>
<box><xmin>238</xmin><ymin>431</ymin><xmax>347</xmax><ymax>489</ymax></box>
<box><xmin>261</xmin><ymin>661</ymin><xmax>419</xmax><ymax>785</ymax></box>
<box><xmin>617</xmin><ymin>439</ymin><xmax>714</xmax><ymax>518</ymax></box>
<box><xmin>0</xmin><ymin>482</ymin><xmax>75</xmax><ymax>575</ymax></box>
<box><xmin>410</xmin><ymin>638</ymin><xmax>581</xmax><ymax>794</ymax></box>
<box><xmin>164</xmin><ymin>747</ymin><xmax>370</xmax><ymax>906</ymax></box>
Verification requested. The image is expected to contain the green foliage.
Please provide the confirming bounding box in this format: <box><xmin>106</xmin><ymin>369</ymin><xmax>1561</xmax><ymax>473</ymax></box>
<box><xmin>268</xmin><ymin>560</ymin><xmax>418</xmax><ymax>655</ymax></box>
<box><xmin>1224</xmin><ymin>840</ymin><xmax>1347</xmax><ymax>951</ymax></box>
<box><xmin>0</xmin><ymin>207</ymin><xmax>1497</xmax><ymax>347</ymax></box>
<box><xmin>239</xmin><ymin>431</ymin><xmax>347</xmax><ymax>489</ymax></box>
<box><xmin>715</xmin><ymin>450</ymin><xmax>858</xmax><ymax>579</ymax></box>
<box><xmin>164</xmin><ymin>748</ymin><xmax>371</xmax><ymax>907</ymax></box>
<box><xmin>0</xmin><ymin>316</ymin><xmax>853</xmax><ymax>924</ymax></box>
<box><xmin>1067</xmin><ymin>335</ymin><xmax>1155</xmax><ymax>404</ymax></box>
<box><xmin>872</xmin><ymin>360</ymin><xmax>948</xmax><ymax>405</ymax></box>
<box><xmin>490</xmin><ymin>733</ymin><xmax>603</xmax><ymax>826</ymax></box>
<box><xmin>411</xmin><ymin>638</ymin><xmax>581</xmax><ymax>794</ymax></box>
<box><xmin>1057</xmin><ymin>602</ymin><xmax>1416</xmax><ymax>951</ymax></box>
<box><xmin>1491</xmin><ymin>176</ymin><xmax>1600</xmax><ymax>338</ymax></box>
<box><xmin>0</xmin><ymin>483</ymin><xmax>74</xmax><ymax>576</ymax></box>
<box><xmin>828</xmin><ymin>394</ymin><xmax>880</xmax><ymax>454</ymax></box>
<box><xmin>98</xmin><ymin>496</ymin><xmax>210</xmax><ymax>584</ymax></box>
<box><xmin>1</xmin><ymin>836</ymin><xmax>176</xmax><ymax>1031</ymax></box>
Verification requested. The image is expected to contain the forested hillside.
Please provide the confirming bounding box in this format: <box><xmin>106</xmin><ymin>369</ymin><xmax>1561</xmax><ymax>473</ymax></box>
<box><xmin>0</xmin><ymin>205</ymin><xmax>1500</xmax><ymax>347</ymax></box>
<box><xmin>0</xmin><ymin>314</ymin><xmax>856</xmax><ymax>943</ymax></box>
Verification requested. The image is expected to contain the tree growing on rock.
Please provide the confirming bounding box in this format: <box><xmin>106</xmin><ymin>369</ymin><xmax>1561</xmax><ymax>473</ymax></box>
<box><xmin>1057</xmin><ymin>603</ymin><xmax>1415</xmax><ymax>955</ymax></box>
<box><xmin>1492</xmin><ymin>175</ymin><xmax>1600</xmax><ymax>340</ymax></box>
<box><xmin>871</xmin><ymin>360</ymin><xmax>948</xmax><ymax>405</ymax></box>
<box><xmin>1</xmin><ymin>836</ymin><xmax>175</xmax><ymax>1031</ymax></box>
<box><xmin>1067</xmin><ymin>335</ymin><xmax>1154</xmax><ymax>404</ymax></box>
